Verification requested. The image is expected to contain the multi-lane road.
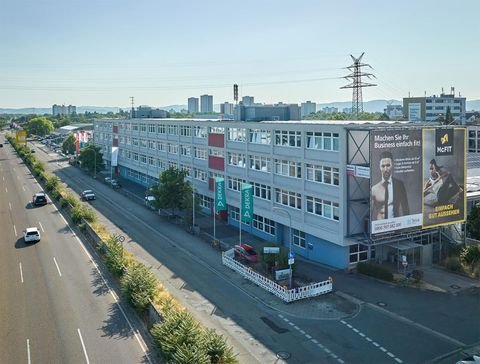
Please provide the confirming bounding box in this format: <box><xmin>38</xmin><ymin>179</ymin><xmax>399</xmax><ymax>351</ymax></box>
<box><xmin>0</xmin><ymin>138</ymin><xmax>151</xmax><ymax>363</ymax></box>
<box><xmin>2</xmin><ymin>135</ymin><xmax>479</xmax><ymax>364</ymax></box>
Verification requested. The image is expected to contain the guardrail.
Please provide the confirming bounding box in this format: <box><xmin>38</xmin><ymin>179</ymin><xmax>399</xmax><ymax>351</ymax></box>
<box><xmin>222</xmin><ymin>249</ymin><xmax>332</xmax><ymax>303</ymax></box>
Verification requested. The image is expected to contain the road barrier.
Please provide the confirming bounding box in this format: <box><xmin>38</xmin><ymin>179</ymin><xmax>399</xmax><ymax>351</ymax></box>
<box><xmin>222</xmin><ymin>249</ymin><xmax>332</xmax><ymax>303</ymax></box>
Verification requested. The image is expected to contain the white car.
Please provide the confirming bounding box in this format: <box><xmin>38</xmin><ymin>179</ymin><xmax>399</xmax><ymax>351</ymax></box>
<box><xmin>145</xmin><ymin>195</ymin><xmax>156</xmax><ymax>210</ymax></box>
<box><xmin>24</xmin><ymin>227</ymin><xmax>41</xmax><ymax>243</ymax></box>
<box><xmin>81</xmin><ymin>190</ymin><xmax>96</xmax><ymax>201</ymax></box>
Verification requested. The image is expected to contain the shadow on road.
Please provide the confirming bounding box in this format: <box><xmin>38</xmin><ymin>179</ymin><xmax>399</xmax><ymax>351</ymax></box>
<box><xmin>90</xmin><ymin>267</ymin><xmax>110</xmax><ymax>297</ymax></box>
<box><xmin>15</xmin><ymin>237</ymin><xmax>36</xmax><ymax>249</ymax></box>
<box><xmin>99</xmin><ymin>303</ymin><xmax>135</xmax><ymax>339</ymax></box>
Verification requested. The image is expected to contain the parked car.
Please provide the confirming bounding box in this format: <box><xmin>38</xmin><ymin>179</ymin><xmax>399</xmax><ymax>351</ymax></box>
<box><xmin>104</xmin><ymin>177</ymin><xmax>112</xmax><ymax>184</ymax></box>
<box><xmin>32</xmin><ymin>192</ymin><xmax>48</xmax><ymax>206</ymax></box>
<box><xmin>110</xmin><ymin>179</ymin><xmax>121</xmax><ymax>189</ymax></box>
<box><xmin>234</xmin><ymin>243</ymin><xmax>258</xmax><ymax>263</ymax></box>
<box><xmin>145</xmin><ymin>195</ymin><xmax>156</xmax><ymax>210</ymax></box>
<box><xmin>81</xmin><ymin>190</ymin><xmax>96</xmax><ymax>201</ymax></box>
<box><xmin>24</xmin><ymin>227</ymin><xmax>41</xmax><ymax>243</ymax></box>
<box><xmin>0</xmin><ymin>143</ymin><xmax>3</xmax><ymax>147</ymax></box>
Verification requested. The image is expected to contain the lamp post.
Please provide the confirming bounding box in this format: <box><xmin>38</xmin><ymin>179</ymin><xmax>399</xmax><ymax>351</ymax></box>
<box><xmin>272</xmin><ymin>206</ymin><xmax>293</xmax><ymax>289</ymax></box>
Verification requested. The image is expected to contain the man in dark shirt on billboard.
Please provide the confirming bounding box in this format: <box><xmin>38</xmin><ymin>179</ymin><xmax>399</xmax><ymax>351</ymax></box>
<box><xmin>371</xmin><ymin>151</ymin><xmax>410</xmax><ymax>220</ymax></box>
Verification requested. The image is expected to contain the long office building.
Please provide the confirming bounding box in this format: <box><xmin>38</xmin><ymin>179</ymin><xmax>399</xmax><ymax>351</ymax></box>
<box><xmin>94</xmin><ymin>118</ymin><xmax>466</xmax><ymax>269</ymax></box>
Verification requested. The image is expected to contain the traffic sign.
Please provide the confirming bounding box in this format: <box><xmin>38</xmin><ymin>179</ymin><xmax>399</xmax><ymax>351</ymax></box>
<box><xmin>288</xmin><ymin>258</ymin><xmax>295</xmax><ymax>265</ymax></box>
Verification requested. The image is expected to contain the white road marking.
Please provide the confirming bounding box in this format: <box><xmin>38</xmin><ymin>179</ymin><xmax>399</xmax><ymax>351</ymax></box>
<box><xmin>53</xmin><ymin>257</ymin><xmax>62</xmax><ymax>277</ymax></box>
<box><xmin>380</xmin><ymin>347</ymin><xmax>387</xmax><ymax>352</ymax></box>
<box><xmin>373</xmin><ymin>342</ymin><xmax>380</xmax><ymax>347</ymax></box>
<box><xmin>63</xmin><ymin>218</ymin><xmax>151</xmax><ymax>362</ymax></box>
<box><xmin>9</xmin><ymin>202</ymin><xmax>11</xmax><ymax>210</ymax></box>
<box><xmin>23</xmin><ymin>186</ymin><xmax>26</xmax><ymax>191</ymax></box>
<box><xmin>13</xmin><ymin>225</ymin><xmax>17</xmax><ymax>236</ymax></box>
<box><xmin>27</xmin><ymin>339</ymin><xmax>31</xmax><ymax>364</ymax></box>
<box><xmin>299</xmin><ymin>329</ymin><xmax>305</xmax><ymax>334</ymax></box>
<box><xmin>305</xmin><ymin>334</ymin><xmax>312</xmax><ymax>339</ymax></box>
<box><xmin>17</xmin><ymin>175</ymin><xmax>19</xmax><ymax>180</ymax></box>
<box><xmin>359</xmin><ymin>332</ymin><xmax>365</xmax><ymax>337</ymax></box>
<box><xmin>39</xmin><ymin>222</ymin><xmax>45</xmax><ymax>232</ymax></box>
<box><xmin>5</xmin><ymin>187</ymin><xmax>7</xmax><ymax>193</ymax></box>
<box><xmin>288</xmin><ymin>322</ymin><xmax>294</xmax><ymax>326</ymax></box>
<box><xmin>352</xmin><ymin>328</ymin><xmax>359</xmax><ymax>333</ymax></box>
<box><xmin>395</xmin><ymin>358</ymin><xmax>403</xmax><ymax>363</ymax></box>
<box><xmin>293</xmin><ymin>325</ymin><xmax>299</xmax><ymax>330</ymax></box>
<box><xmin>365</xmin><ymin>337</ymin><xmax>372</xmax><ymax>342</ymax></box>
<box><xmin>77</xmin><ymin>329</ymin><xmax>90</xmax><ymax>364</ymax></box>
<box><xmin>337</xmin><ymin>359</ymin><xmax>345</xmax><ymax>364</ymax></box>
<box><xmin>311</xmin><ymin>339</ymin><xmax>318</xmax><ymax>344</ymax></box>
<box><xmin>387</xmin><ymin>352</ymin><xmax>395</xmax><ymax>357</ymax></box>
<box><xmin>19</xmin><ymin>263</ymin><xmax>24</xmax><ymax>283</ymax></box>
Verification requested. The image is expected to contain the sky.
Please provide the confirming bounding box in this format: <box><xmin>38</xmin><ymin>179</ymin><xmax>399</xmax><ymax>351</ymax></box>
<box><xmin>1</xmin><ymin>0</ymin><xmax>479</xmax><ymax>109</ymax></box>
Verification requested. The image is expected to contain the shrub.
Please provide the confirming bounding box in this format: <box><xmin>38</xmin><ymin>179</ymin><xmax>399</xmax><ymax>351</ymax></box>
<box><xmin>104</xmin><ymin>236</ymin><xmax>126</xmax><ymax>277</ymax></box>
<box><xmin>45</xmin><ymin>175</ymin><xmax>61</xmax><ymax>192</ymax></box>
<box><xmin>172</xmin><ymin>344</ymin><xmax>210</xmax><ymax>364</ymax></box>
<box><xmin>444</xmin><ymin>256</ymin><xmax>463</xmax><ymax>272</ymax></box>
<box><xmin>60</xmin><ymin>192</ymin><xmax>79</xmax><ymax>209</ymax></box>
<box><xmin>70</xmin><ymin>204</ymin><xmax>96</xmax><ymax>224</ymax></box>
<box><xmin>411</xmin><ymin>269</ymin><xmax>424</xmax><ymax>283</ymax></box>
<box><xmin>460</xmin><ymin>244</ymin><xmax>480</xmax><ymax>271</ymax></box>
<box><xmin>203</xmin><ymin>328</ymin><xmax>237</xmax><ymax>364</ymax></box>
<box><xmin>357</xmin><ymin>262</ymin><xmax>394</xmax><ymax>282</ymax></box>
<box><xmin>121</xmin><ymin>262</ymin><xmax>158</xmax><ymax>311</ymax></box>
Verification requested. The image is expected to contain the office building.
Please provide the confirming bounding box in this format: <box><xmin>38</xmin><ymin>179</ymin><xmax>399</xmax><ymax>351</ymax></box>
<box><xmin>220</xmin><ymin>102</ymin><xmax>234</xmax><ymax>117</ymax></box>
<box><xmin>94</xmin><ymin>118</ymin><xmax>466</xmax><ymax>269</ymax></box>
<box><xmin>301</xmin><ymin>101</ymin><xmax>317</xmax><ymax>118</ymax></box>
<box><xmin>242</xmin><ymin>96</ymin><xmax>254</xmax><ymax>106</ymax></box>
<box><xmin>52</xmin><ymin>104</ymin><xmax>76</xmax><ymax>116</ymax></box>
<box><xmin>403</xmin><ymin>90</ymin><xmax>466</xmax><ymax>123</ymax></box>
<box><xmin>188</xmin><ymin>97</ymin><xmax>199</xmax><ymax>113</ymax></box>
<box><xmin>235</xmin><ymin>104</ymin><xmax>300</xmax><ymax>121</ymax></box>
<box><xmin>384</xmin><ymin>104</ymin><xmax>403</xmax><ymax>120</ymax></box>
<box><xmin>200</xmin><ymin>95</ymin><xmax>213</xmax><ymax>113</ymax></box>
<box><xmin>323</xmin><ymin>107</ymin><xmax>338</xmax><ymax>114</ymax></box>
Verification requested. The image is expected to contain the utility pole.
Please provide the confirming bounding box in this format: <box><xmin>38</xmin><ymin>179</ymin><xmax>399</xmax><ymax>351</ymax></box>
<box><xmin>340</xmin><ymin>53</ymin><xmax>376</xmax><ymax>117</ymax></box>
<box><xmin>130</xmin><ymin>96</ymin><xmax>135</xmax><ymax>119</ymax></box>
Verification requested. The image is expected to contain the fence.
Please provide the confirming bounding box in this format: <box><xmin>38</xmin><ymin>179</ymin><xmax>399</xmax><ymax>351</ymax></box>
<box><xmin>222</xmin><ymin>249</ymin><xmax>332</xmax><ymax>303</ymax></box>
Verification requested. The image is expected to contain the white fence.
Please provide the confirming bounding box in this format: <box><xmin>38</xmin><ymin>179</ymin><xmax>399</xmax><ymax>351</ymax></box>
<box><xmin>222</xmin><ymin>249</ymin><xmax>332</xmax><ymax>303</ymax></box>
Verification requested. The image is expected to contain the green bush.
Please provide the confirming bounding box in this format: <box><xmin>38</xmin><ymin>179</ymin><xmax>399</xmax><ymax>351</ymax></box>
<box><xmin>104</xmin><ymin>237</ymin><xmax>125</xmax><ymax>277</ymax></box>
<box><xmin>444</xmin><ymin>256</ymin><xmax>463</xmax><ymax>272</ymax></box>
<box><xmin>460</xmin><ymin>244</ymin><xmax>480</xmax><ymax>270</ymax></box>
<box><xmin>45</xmin><ymin>175</ymin><xmax>61</xmax><ymax>192</ymax></box>
<box><xmin>60</xmin><ymin>192</ymin><xmax>79</xmax><ymax>209</ymax></box>
<box><xmin>357</xmin><ymin>262</ymin><xmax>394</xmax><ymax>282</ymax></box>
<box><xmin>71</xmin><ymin>204</ymin><xmax>96</xmax><ymax>224</ymax></box>
<box><xmin>172</xmin><ymin>344</ymin><xmax>210</xmax><ymax>364</ymax></box>
<box><xmin>203</xmin><ymin>328</ymin><xmax>237</xmax><ymax>364</ymax></box>
<box><xmin>121</xmin><ymin>262</ymin><xmax>158</xmax><ymax>311</ymax></box>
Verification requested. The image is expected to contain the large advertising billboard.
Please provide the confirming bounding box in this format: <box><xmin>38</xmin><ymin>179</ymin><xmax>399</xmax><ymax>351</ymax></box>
<box><xmin>370</xmin><ymin>127</ymin><xmax>465</xmax><ymax>235</ymax></box>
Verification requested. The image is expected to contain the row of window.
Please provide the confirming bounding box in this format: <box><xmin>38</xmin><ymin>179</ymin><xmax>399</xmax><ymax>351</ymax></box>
<box><xmin>229</xmin><ymin>207</ymin><xmax>276</xmax><ymax>236</ymax></box>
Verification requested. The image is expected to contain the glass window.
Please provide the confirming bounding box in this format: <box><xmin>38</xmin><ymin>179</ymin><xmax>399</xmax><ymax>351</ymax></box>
<box><xmin>293</xmin><ymin>229</ymin><xmax>306</xmax><ymax>248</ymax></box>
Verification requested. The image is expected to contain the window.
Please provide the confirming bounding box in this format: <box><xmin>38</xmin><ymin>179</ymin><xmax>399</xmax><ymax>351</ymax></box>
<box><xmin>157</xmin><ymin>125</ymin><xmax>166</xmax><ymax>134</ymax></box>
<box><xmin>148</xmin><ymin>156</ymin><xmax>155</xmax><ymax>165</ymax></box>
<box><xmin>306</xmin><ymin>196</ymin><xmax>340</xmax><ymax>221</ymax></box>
<box><xmin>249</xmin><ymin>155</ymin><xmax>271</xmax><ymax>172</ymax></box>
<box><xmin>227</xmin><ymin>177</ymin><xmax>246</xmax><ymax>192</ymax></box>
<box><xmin>157</xmin><ymin>159</ymin><xmax>166</xmax><ymax>170</ymax></box>
<box><xmin>194</xmin><ymin>168</ymin><xmax>207</xmax><ymax>181</ymax></box>
<box><xmin>194</xmin><ymin>147</ymin><xmax>207</xmax><ymax>160</ymax></box>
<box><xmin>148</xmin><ymin>140</ymin><xmax>155</xmax><ymax>149</ymax></box>
<box><xmin>210</xmin><ymin>149</ymin><xmax>224</xmax><ymax>158</ymax></box>
<box><xmin>275</xmin><ymin>130</ymin><xmax>302</xmax><ymax>147</ymax></box>
<box><xmin>148</xmin><ymin>124</ymin><xmax>156</xmax><ymax>133</ymax></box>
<box><xmin>132</xmin><ymin>124</ymin><xmax>138</xmax><ymax>131</ymax></box>
<box><xmin>180</xmin><ymin>126</ymin><xmax>192</xmax><ymax>136</ymax></box>
<box><xmin>194</xmin><ymin>126</ymin><xmax>207</xmax><ymax>138</ymax></box>
<box><xmin>227</xmin><ymin>128</ymin><xmax>246</xmax><ymax>142</ymax></box>
<box><xmin>228</xmin><ymin>152</ymin><xmax>246</xmax><ymax>167</ymax></box>
<box><xmin>140</xmin><ymin>154</ymin><xmax>147</xmax><ymax>164</ymax></box>
<box><xmin>199</xmin><ymin>195</ymin><xmax>212</xmax><ymax>209</ymax></box>
<box><xmin>293</xmin><ymin>229</ymin><xmax>306</xmax><ymax>248</ymax></box>
<box><xmin>168</xmin><ymin>125</ymin><xmax>178</xmax><ymax>135</ymax></box>
<box><xmin>349</xmin><ymin>244</ymin><xmax>368</xmax><ymax>263</ymax></box>
<box><xmin>249</xmin><ymin>129</ymin><xmax>271</xmax><ymax>144</ymax></box>
<box><xmin>132</xmin><ymin>152</ymin><xmax>139</xmax><ymax>161</ymax></box>
<box><xmin>180</xmin><ymin>164</ymin><xmax>191</xmax><ymax>176</ymax></box>
<box><xmin>157</xmin><ymin>142</ymin><xmax>166</xmax><ymax>152</ymax></box>
<box><xmin>306</xmin><ymin>132</ymin><xmax>339</xmax><ymax>151</ymax></box>
<box><xmin>275</xmin><ymin>189</ymin><xmax>302</xmax><ymax>209</ymax></box>
<box><xmin>140</xmin><ymin>139</ymin><xmax>147</xmax><ymax>148</ymax></box>
<box><xmin>132</xmin><ymin>137</ymin><xmax>139</xmax><ymax>146</ymax></box>
<box><xmin>168</xmin><ymin>143</ymin><xmax>178</xmax><ymax>154</ymax></box>
<box><xmin>210</xmin><ymin>126</ymin><xmax>225</xmax><ymax>134</ymax></box>
<box><xmin>230</xmin><ymin>206</ymin><xmax>240</xmax><ymax>221</ymax></box>
<box><xmin>180</xmin><ymin>145</ymin><xmax>191</xmax><ymax>156</ymax></box>
<box><xmin>168</xmin><ymin>161</ymin><xmax>177</xmax><ymax>169</ymax></box>
<box><xmin>274</xmin><ymin>159</ymin><xmax>302</xmax><ymax>178</ymax></box>
<box><xmin>253</xmin><ymin>214</ymin><xmax>275</xmax><ymax>235</ymax></box>
<box><xmin>140</xmin><ymin>124</ymin><xmax>147</xmax><ymax>132</ymax></box>
<box><xmin>253</xmin><ymin>182</ymin><xmax>271</xmax><ymax>200</ymax></box>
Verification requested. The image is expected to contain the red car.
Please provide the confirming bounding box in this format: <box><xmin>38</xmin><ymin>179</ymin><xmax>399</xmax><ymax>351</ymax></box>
<box><xmin>234</xmin><ymin>243</ymin><xmax>258</xmax><ymax>263</ymax></box>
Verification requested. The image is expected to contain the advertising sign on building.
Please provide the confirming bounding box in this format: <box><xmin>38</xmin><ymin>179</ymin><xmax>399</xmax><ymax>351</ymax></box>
<box><xmin>370</xmin><ymin>128</ymin><xmax>466</xmax><ymax>235</ymax></box>
<box><xmin>408</xmin><ymin>103</ymin><xmax>422</xmax><ymax>122</ymax></box>
<box><xmin>241</xmin><ymin>183</ymin><xmax>253</xmax><ymax>223</ymax></box>
<box><xmin>422</xmin><ymin>128</ymin><xmax>465</xmax><ymax>228</ymax></box>
<box><xmin>16</xmin><ymin>130</ymin><xmax>27</xmax><ymax>145</ymax></box>
<box><xmin>215</xmin><ymin>177</ymin><xmax>226</xmax><ymax>211</ymax></box>
<box><xmin>111</xmin><ymin>147</ymin><xmax>119</xmax><ymax>167</ymax></box>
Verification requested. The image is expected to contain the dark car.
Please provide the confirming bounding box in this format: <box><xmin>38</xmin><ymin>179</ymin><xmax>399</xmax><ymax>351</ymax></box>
<box><xmin>110</xmin><ymin>179</ymin><xmax>121</xmax><ymax>189</ymax></box>
<box><xmin>32</xmin><ymin>192</ymin><xmax>48</xmax><ymax>206</ymax></box>
<box><xmin>81</xmin><ymin>190</ymin><xmax>96</xmax><ymax>201</ymax></box>
<box><xmin>234</xmin><ymin>243</ymin><xmax>258</xmax><ymax>263</ymax></box>
<box><xmin>0</xmin><ymin>143</ymin><xmax>3</xmax><ymax>147</ymax></box>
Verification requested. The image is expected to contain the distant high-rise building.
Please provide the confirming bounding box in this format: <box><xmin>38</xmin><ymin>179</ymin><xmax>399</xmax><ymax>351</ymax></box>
<box><xmin>220</xmin><ymin>102</ymin><xmax>234</xmax><ymax>116</ymax></box>
<box><xmin>403</xmin><ymin>89</ymin><xmax>466</xmax><ymax>123</ymax></box>
<box><xmin>242</xmin><ymin>96</ymin><xmax>254</xmax><ymax>106</ymax></box>
<box><xmin>235</xmin><ymin>103</ymin><xmax>300</xmax><ymax>121</ymax></box>
<box><xmin>384</xmin><ymin>104</ymin><xmax>403</xmax><ymax>120</ymax></box>
<box><xmin>52</xmin><ymin>104</ymin><xmax>76</xmax><ymax>117</ymax></box>
<box><xmin>200</xmin><ymin>95</ymin><xmax>213</xmax><ymax>113</ymax></box>
<box><xmin>188</xmin><ymin>97</ymin><xmax>199</xmax><ymax>113</ymax></box>
<box><xmin>323</xmin><ymin>106</ymin><xmax>338</xmax><ymax>114</ymax></box>
<box><xmin>132</xmin><ymin>106</ymin><xmax>167</xmax><ymax>118</ymax></box>
<box><xmin>301</xmin><ymin>101</ymin><xmax>316</xmax><ymax>118</ymax></box>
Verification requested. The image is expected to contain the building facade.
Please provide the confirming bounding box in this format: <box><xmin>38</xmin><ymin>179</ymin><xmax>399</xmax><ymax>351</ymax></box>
<box><xmin>235</xmin><ymin>104</ymin><xmax>300</xmax><ymax>121</ymax></box>
<box><xmin>403</xmin><ymin>92</ymin><xmax>466</xmax><ymax>123</ymax></box>
<box><xmin>200</xmin><ymin>95</ymin><xmax>213</xmax><ymax>113</ymax></box>
<box><xmin>220</xmin><ymin>102</ymin><xmax>234</xmax><ymax>117</ymax></box>
<box><xmin>323</xmin><ymin>106</ymin><xmax>338</xmax><ymax>114</ymax></box>
<box><xmin>188</xmin><ymin>97</ymin><xmax>199</xmax><ymax>113</ymax></box>
<box><xmin>94</xmin><ymin>119</ymin><xmax>466</xmax><ymax>269</ymax></box>
<box><xmin>242</xmin><ymin>96</ymin><xmax>254</xmax><ymax>106</ymax></box>
<box><xmin>384</xmin><ymin>104</ymin><xmax>403</xmax><ymax>120</ymax></box>
<box><xmin>52</xmin><ymin>104</ymin><xmax>76</xmax><ymax>116</ymax></box>
<box><xmin>301</xmin><ymin>101</ymin><xmax>317</xmax><ymax>118</ymax></box>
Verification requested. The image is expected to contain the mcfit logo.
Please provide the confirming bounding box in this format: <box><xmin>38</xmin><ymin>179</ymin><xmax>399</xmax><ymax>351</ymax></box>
<box><xmin>435</xmin><ymin>129</ymin><xmax>453</xmax><ymax>156</ymax></box>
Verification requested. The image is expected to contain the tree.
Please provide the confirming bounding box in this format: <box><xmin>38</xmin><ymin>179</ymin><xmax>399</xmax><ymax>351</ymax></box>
<box><xmin>78</xmin><ymin>144</ymin><xmax>104</xmax><ymax>173</ymax></box>
<box><xmin>150</xmin><ymin>167</ymin><xmax>189</xmax><ymax>215</ymax></box>
<box><xmin>467</xmin><ymin>204</ymin><xmax>480</xmax><ymax>239</ymax></box>
<box><xmin>62</xmin><ymin>134</ymin><xmax>76</xmax><ymax>155</ymax></box>
<box><xmin>445</xmin><ymin>106</ymin><xmax>454</xmax><ymax>125</ymax></box>
<box><xmin>25</xmin><ymin>116</ymin><xmax>54</xmax><ymax>136</ymax></box>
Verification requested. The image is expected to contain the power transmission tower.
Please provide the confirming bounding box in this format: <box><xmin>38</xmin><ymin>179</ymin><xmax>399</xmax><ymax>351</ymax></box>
<box><xmin>340</xmin><ymin>53</ymin><xmax>376</xmax><ymax>116</ymax></box>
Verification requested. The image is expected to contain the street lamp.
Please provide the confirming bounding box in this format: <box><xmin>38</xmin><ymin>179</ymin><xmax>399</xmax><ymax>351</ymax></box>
<box><xmin>272</xmin><ymin>206</ymin><xmax>293</xmax><ymax>289</ymax></box>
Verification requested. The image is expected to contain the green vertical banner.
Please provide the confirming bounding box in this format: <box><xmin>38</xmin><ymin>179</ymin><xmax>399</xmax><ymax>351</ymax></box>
<box><xmin>215</xmin><ymin>177</ymin><xmax>226</xmax><ymax>211</ymax></box>
<box><xmin>241</xmin><ymin>183</ymin><xmax>253</xmax><ymax>223</ymax></box>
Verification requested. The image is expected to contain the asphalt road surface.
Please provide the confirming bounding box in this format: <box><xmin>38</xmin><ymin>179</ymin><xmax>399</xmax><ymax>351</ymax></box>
<box><xmin>0</xmin><ymin>138</ymin><xmax>151</xmax><ymax>363</ymax></box>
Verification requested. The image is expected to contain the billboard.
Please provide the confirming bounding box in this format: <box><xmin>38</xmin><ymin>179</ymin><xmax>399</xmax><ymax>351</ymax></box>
<box><xmin>16</xmin><ymin>130</ymin><xmax>27</xmax><ymax>145</ymax></box>
<box><xmin>422</xmin><ymin>128</ymin><xmax>466</xmax><ymax>228</ymax></box>
<box><xmin>370</xmin><ymin>128</ymin><xmax>466</xmax><ymax>235</ymax></box>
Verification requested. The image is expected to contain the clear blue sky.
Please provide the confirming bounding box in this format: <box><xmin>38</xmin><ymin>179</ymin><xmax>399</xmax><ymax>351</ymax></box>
<box><xmin>1</xmin><ymin>0</ymin><xmax>479</xmax><ymax>108</ymax></box>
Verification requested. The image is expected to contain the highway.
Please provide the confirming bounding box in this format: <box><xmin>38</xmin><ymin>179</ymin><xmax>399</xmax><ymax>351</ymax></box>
<box><xmin>0</xmin><ymin>138</ymin><xmax>151</xmax><ymax>363</ymax></box>
<box><xmin>17</xmin><ymin>137</ymin><xmax>480</xmax><ymax>364</ymax></box>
